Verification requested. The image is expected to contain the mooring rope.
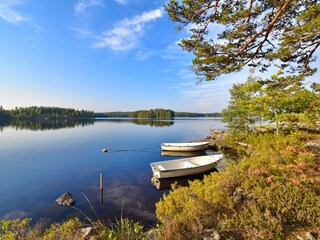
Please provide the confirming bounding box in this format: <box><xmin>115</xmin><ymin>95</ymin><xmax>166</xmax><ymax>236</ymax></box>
<box><xmin>104</xmin><ymin>145</ymin><xmax>159</xmax><ymax>154</ymax></box>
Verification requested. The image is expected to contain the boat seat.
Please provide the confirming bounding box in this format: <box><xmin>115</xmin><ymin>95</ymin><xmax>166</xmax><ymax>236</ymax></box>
<box><xmin>183</xmin><ymin>161</ymin><xmax>198</xmax><ymax>168</ymax></box>
<box><xmin>157</xmin><ymin>165</ymin><xmax>166</xmax><ymax>171</ymax></box>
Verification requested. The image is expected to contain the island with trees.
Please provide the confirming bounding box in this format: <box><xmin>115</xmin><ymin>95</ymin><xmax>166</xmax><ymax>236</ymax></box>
<box><xmin>95</xmin><ymin>109</ymin><xmax>221</xmax><ymax>118</ymax></box>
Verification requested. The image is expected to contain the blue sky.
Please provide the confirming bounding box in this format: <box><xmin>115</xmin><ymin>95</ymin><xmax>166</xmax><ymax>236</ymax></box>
<box><xmin>0</xmin><ymin>0</ymin><xmax>319</xmax><ymax>113</ymax></box>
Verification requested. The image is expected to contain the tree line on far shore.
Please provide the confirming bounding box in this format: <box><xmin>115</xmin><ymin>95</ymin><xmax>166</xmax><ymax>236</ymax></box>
<box><xmin>96</xmin><ymin>110</ymin><xmax>221</xmax><ymax>118</ymax></box>
<box><xmin>0</xmin><ymin>106</ymin><xmax>95</xmax><ymax>120</ymax></box>
<box><xmin>0</xmin><ymin>106</ymin><xmax>221</xmax><ymax>120</ymax></box>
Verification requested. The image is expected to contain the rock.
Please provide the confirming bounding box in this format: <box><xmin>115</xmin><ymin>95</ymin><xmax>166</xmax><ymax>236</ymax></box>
<box><xmin>212</xmin><ymin>130</ymin><xmax>225</xmax><ymax>135</ymax></box>
<box><xmin>232</xmin><ymin>188</ymin><xmax>244</xmax><ymax>203</ymax></box>
<box><xmin>237</xmin><ymin>142</ymin><xmax>250</xmax><ymax>147</ymax></box>
<box><xmin>145</xmin><ymin>229</ymin><xmax>158</xmax><ymax>240</ymax></box>
<box><xmin>212</xmin><ymin>231</ymin><xmax>221</xmax><ymax>240</ymax></box>
<box><xmin>306</xmin><ymin>142</ymin><xmax>320</xmax><ymax>147</ymax></box>
<box><xmin>196</xmin><ymin>129</ymin><xmax>231</xmax><ymax>150</ymax></box>
<box><xmin>55</xmin><ymin>192</ymin><xmax>76</xmax><ymax>207</ymax></box>
<box><xmin>203</xmin><ymin>230</ymin><xmax>221</xmax><ymax>240</ymax></box>
<box><xmin>306</xmin><ymin>232</ymin><xmax>317</xmax><ymax>240</ymax></box>
<box><xmin>74</xmin><ymin>227</ymin><xmax>93</xmax><ymax>240</ymax></box>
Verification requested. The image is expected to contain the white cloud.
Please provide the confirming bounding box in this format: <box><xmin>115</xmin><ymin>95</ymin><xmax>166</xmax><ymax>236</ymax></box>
<box><xmin>70</xmin><ymin>26</ymin><xmax>92</xmax><ymax>37</ymax></box>
<box><xmin>74</xmin><ymin>0</ymin><xmax>103</xmax><ymax>14</ymax></box>
<box><xmin>135</xmin><ymin>50</ymin><xmax>157</xmax><ymax>60</ymax></box>
<box><xmin>174</xmin><ymin>69</ymin><xmax>251</xmax><ymax>112</ymax></box>
<box><xmin>0</xmin><ymin>0</ymin><xmax>42</xmax><ymax>31</ymax></box>
<box><xmin>176</xmin><ymin>80</ymin><xmax>230</xmax><ymax>112</ymax></box>
<box><xmin>161</xmin><ymin>41</ymin><xmax>192</xmax><ymax>66</ymax></box>
<box><xmin>93</xmin><ymin>8</ymin><xmax>163</xmax><ymax>51</ymax></box>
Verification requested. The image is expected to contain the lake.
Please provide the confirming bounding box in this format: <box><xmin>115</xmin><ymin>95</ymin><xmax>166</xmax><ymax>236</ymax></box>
<box><xmin>0</xmin><ymin>118</ymin><xmax>226</xmax><ymax>226</ymax></box>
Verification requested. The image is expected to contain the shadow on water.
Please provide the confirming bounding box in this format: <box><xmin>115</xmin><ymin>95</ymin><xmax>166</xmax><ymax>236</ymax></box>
<box><xmin>150</xmin><ymin>168</ymin><xmax>218</xmax><ymax>190</ymax></box>
<box><xmin>160</xmin><ymin>150</ymin><xmax>206</xmax><ymax>157</ymax></box>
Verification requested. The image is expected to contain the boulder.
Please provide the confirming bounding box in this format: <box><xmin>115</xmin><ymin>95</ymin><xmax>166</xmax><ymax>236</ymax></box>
<box><xmin>56</xmin><ymin>192</ymin><xmax>76</xmax><ymax>207</ymax></box>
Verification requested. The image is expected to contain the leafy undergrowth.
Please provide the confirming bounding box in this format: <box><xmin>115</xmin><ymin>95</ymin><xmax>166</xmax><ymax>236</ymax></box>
<box><xmin>0</xmin><ymin>218</ymin><xmax>146</xmax><ymax>240</ymax></box>
<box><xmin>155</xmin><ymin>131</ymin><xmax>320</xmax><ymax>240</ymax></box>
<box><xmin>0</xmin><ymin>218</ymin><xmax>82</xmax><ymax>240</ymax></box>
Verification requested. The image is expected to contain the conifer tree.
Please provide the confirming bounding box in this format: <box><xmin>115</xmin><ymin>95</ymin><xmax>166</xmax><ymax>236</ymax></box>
<box><xmin>165</xmin><ymin>0</ymin><xmax>319</xmax><ymax>80</ymax></box>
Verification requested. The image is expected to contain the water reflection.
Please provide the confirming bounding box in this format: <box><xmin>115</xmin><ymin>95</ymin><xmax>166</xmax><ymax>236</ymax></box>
<box><xmin>131</xmin><ymin>119</ymin><xmax>174</xmax><ymax>127</ymax></box>
<box><xmin>0</xmin><ymin>119</ymin><xmax>94</xmax><ymax>131</ymax></box>
<box><xmin>0</xmin><ymin>118</ymin><xmax>174</xmax><ymax>131</ymax></box>
<box><xmin>96</xmin><ymin>118</ymin><xmax>174</xmax><ymax>127</ymax></box>
<box><xmin>150</xmin><ymin>169</ymin><xmax>217</xmax><ymax>190</ymax></box>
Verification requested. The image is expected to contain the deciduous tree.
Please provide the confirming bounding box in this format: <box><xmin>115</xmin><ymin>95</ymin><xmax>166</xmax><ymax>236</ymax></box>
<box><xmin>222</xmin><ymin>71</ymin><xmax>319</xmax><ymax>134</ymax></box>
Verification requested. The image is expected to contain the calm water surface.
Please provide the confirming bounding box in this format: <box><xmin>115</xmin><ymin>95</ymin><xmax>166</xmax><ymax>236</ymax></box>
<box><xmin>0</xmin><ymin>118</ymin><xmax>226</xmax><ymax>226</ymax></box>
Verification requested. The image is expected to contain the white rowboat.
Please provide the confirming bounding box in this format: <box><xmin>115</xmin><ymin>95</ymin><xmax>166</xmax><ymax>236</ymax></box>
<box><xmin>150</xmin><ymin>153</ymin><xmax>223</xmax><ymax>179</ymax></box>
<box><xmin>160</xmin><ymin>150</ymin><xmax>206</xmax><ymax>157</ymax></box>
<box><xmin>161</xmin><ymin>142</ymin><xmax>209</xmax><ymax>152</ymax></box>
<box><xmin>151</xmin><ymin>169</ymin><xmax>216</xmax><ymax>190</ymax></box>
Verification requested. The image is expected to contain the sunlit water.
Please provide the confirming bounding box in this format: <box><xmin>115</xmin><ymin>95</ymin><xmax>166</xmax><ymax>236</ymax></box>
<box><xmin>0</xmin><ymin>118</ymin><xmax>226</xmax><ymax>226</ymax></box>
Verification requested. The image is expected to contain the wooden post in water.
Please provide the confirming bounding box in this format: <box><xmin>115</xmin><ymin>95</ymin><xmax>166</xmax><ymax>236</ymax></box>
<box><xmin>100</xmin><ymin>188</ymin><xmax>103</xmax><ymax>205</ymax></box>
<box><xmin>100</xmin><ymin>173</ymin><xmax>103</xmax><ymax>191</ymax></box>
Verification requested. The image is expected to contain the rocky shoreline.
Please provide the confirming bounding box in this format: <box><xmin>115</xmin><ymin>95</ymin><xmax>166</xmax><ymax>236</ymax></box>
<box><xmin>194</xmin><ymin>129</ymin><xmax>230</xmax><ymax>150</ymax></box>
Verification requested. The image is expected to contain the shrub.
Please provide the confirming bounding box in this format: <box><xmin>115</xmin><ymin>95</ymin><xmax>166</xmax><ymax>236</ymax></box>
<box><xmin>42</xmin><ymin>218</ymin><xmax>82</xmax><ymax>240</ymax></box>
<box><xmin>156</xmin><ymin>131</ymin><xmax>320</xmax><ymax>239</ymax></box>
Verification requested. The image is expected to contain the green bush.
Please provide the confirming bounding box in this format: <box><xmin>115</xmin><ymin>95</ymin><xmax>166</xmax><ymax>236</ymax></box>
<box><xmin>0</xmin><ymin>218</ymin><xmax>82</xmax><ymax>240</ymax></box>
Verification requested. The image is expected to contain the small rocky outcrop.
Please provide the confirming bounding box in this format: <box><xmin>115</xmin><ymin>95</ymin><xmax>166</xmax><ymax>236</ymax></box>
<box><xmin>195</xmin><ymin>129</ymin><xmax>230</xmax><ymax>150</ymax></box>
<box><xmin>55</xmin><ymin>192</ymin><xmax>76</xmax><ymax>207</ymax></box>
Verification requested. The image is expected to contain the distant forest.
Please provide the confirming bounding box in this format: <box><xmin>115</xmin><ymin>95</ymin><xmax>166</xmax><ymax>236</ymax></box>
<box><xmin>96</xmin><ymin>110</ymin><xmax>221</xmax><ymax>118</ymax></box>
<box><xmin>175</xmin><ymin>112</ymin><xmax>221</xmax><ymax>117</ymax></box>
<box><xmin>0</xmin><ymin>106</ymin><xmax>95</xmax><ymax>120</ymax></box>
<box><xmin>128</xmin><ymin>109</ymin><xmax>174</xmax><ymax>119</ymax></box>
<box><xmin>0</xmin><ymin>106</ymin><xmax>221</xmax><ymax>120</ymax></box>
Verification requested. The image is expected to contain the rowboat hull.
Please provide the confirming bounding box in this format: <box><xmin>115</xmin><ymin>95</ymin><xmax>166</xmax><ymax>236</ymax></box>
<box><xmin>160</xmin><ymin>150</ymin><xmax>206</xmax><ymax>157</ymax></box>
<box><xmin>150</xmin><ymin>154</ymin><xmax>223</xmax><ymax>179</ymax></box>
<box><xmin>151</xmin><ymin>168</ymin><xmax>217</xmax><ymax>190</ymax></box>
<box><xmin>161</xmin><ymin>142</ymin><xmax>209</xmax><ymax>152</ymax></box>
